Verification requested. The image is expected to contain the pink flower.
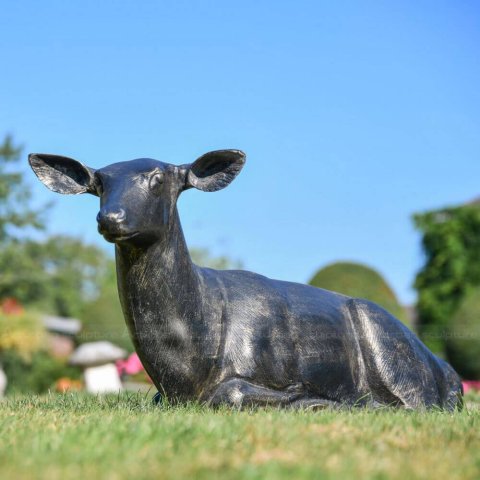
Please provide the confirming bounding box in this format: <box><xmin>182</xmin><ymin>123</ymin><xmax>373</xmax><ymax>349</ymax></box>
<box><xmin>462</xmin><ymin>381</ymin><xmax>480</xmax><ymax>393</ymax></box>
<box><xmin>116</xmin><ymin>353</ymin><xmax>144</xmax><ymax>376</ymax></box>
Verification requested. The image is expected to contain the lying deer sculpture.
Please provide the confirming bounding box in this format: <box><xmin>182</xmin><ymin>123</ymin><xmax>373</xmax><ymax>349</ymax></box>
<box><xmin>29</xmin><ymin>150</ymin><xmax>462</xmax><ymax>410</ymax></box>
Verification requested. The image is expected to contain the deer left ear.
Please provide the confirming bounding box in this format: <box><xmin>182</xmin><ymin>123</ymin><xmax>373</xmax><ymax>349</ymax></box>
<box><xmin>185</xmin><ymin>150</ymin><xmax>246</xmax><ymax>192</ymax></box>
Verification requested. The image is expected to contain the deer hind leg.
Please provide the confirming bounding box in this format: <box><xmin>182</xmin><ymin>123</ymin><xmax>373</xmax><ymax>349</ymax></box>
<box><xmin>207</xmin><ymin>378</ymin><xmax>312</xmax><ymax>408</ymax></box>
<box><xmin>348</xmin><ymin>298</ymin><xmax>444</xmax><ymax>410</ymax></box>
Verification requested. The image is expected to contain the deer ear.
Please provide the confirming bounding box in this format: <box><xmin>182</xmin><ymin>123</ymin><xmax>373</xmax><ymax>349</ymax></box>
<box><xmin>29</xmin><ymin>154</ymin><xmax>97</xmax><ymax>195</ymax></box>
<box><xmin>186</xmin><ymin>150</ymin><xmax>246</xmax><ymax>192</ymax></box>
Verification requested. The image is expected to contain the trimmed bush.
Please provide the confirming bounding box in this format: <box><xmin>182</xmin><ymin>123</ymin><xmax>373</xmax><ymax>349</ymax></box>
<box><xmin>445</xmin><ymin>287</ymin><xmax>480</xmax><ymax>379</ymax></box>
<box><xmin>309</xmin><ymin>261</ymin><xmax>408</xmax><ymax>325</ymax></box>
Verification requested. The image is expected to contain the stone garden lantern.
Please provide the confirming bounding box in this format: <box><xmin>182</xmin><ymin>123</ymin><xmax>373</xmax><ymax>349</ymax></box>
<box><xmin>70</xmin><ymin>341</ymin><xmax>127</xmax><ymax>394</ymax></box>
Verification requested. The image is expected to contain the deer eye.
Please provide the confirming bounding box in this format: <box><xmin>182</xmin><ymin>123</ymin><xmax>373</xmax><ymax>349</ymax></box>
<box><xmin>149</xmin><ymin>171</ymin><xmax>164</xmax><ymax>192</ymax></box>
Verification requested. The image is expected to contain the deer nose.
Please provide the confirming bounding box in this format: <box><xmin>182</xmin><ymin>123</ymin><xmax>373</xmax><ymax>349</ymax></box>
<box><xmin>96</xmin><ymin>208</ymin><xmax>126</xmax><ymax>226</ymax></box>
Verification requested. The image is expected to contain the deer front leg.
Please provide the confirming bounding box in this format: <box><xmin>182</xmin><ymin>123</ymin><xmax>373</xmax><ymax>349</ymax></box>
<box><xmin>207</xmin><ymin>378</ymin><xmax>305</xmax><ymax>408</ymax></box>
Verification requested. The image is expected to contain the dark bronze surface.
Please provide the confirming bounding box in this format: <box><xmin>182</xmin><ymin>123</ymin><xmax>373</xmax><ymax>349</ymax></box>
<box><xmin>29</xmin><ymin>150</ymin><xmax>463</xmax><ymax>410</ymax></box>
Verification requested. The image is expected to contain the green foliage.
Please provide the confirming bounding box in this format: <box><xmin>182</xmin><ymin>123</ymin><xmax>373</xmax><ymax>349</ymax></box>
<box><xmin>1</xmin><ymin>350</ymin><xmax>81</xmax><ymax>394</ymax></box>
<box><xmin>309</xmin><ymin>261</ymin><xmax>408</xmax><ymax>324</ymax></box>
<box><xmin>0</xmin><ymin>235</ymin><xmax>111</xmax><ymax>318</ymax></box>
<box><xmin>0</xmin><ymin>134</ymin><xmax>44</xmax><ymax>242</ymax></box>
<box><xmin>0</xmin><ymin>310</ymin><xmax>45</xmax><ymax>359</ymax></box>
<box><xmin>444</xmin><ymin>286</ymin><xmax>480</xmax><ymax>379</ymax></box>
<box><xmin>413</xmin><ymin>204</ymin><xmax>480</xmax><ymax>353</ymax></box>
<box><xmin>80</xmin><ymin>261</ymin><xmax>133</xmax><ymax>351</ymax></box>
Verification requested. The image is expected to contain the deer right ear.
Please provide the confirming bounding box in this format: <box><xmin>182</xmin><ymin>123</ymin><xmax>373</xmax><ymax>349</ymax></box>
<box><xmin>28</xmin><ymin>154</ymin><xmax>97</xmax><ymax>195</ymax></box>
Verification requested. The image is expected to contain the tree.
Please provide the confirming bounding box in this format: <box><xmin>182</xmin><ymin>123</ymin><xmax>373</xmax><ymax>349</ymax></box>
<box><xmin>0</xmin><ymin>235</ymin><xmax>111</xmax><ymax>318</ymax></box>
<box><xmin>413</xmin><ymin>203</ymin><xmax>480</xmax><ymax>353</ymax></box>
<box><xmin>309</xmin><ymin>261</ymin><xmax>409</xmax><ymax>325</ymax></box>
<box><xmin>0</xmin><ymin>134</ymin><xmax>44</xmax><ymax>242</ymax></box>
<box><xmin>444</xmin><ymin>286</ymin><xmax>480</xmax><ymax>379</ymax></box>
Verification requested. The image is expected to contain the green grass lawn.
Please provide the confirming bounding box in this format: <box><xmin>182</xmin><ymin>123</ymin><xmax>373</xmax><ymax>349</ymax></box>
<box><xmin>1</xmin><ymin>393</ymin><xmax>479</xmax><ymax>480</ymax></box>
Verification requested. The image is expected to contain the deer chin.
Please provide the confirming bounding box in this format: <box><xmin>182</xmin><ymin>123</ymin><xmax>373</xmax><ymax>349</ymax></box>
<box><xmin>101</xmin><ymin>230</ymin><xmax>140</xmax><ymax>244</ymax></box>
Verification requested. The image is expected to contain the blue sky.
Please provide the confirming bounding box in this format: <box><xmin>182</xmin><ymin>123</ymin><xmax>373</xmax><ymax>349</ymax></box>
<box><xmin>1</xmin><ymin>1</ymin><xmax>479</xmax><ymax>304</ymax></box>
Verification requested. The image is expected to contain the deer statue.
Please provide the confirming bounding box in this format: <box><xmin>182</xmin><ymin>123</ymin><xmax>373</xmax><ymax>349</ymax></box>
<box><xmin>29</xmin><ymin>150</ymin><xmax>462</xmax><ymax>410</ymax></box>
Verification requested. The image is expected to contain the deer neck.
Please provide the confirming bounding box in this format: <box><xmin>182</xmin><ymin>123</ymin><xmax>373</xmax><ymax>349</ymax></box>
<box><xmin>114</xmin><ymin>207</ymin><xmax>201</xmax><ymax>326</ymax></box>
<box><xmin>114</xmin><ymin>208</ymin><xmax>216</xmax><ymax>399</ymax></box>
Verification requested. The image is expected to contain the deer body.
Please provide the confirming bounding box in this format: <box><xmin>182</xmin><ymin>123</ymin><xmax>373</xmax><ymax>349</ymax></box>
<box><xmin>29</xmin><ymin>150</ymin><xmax>463</xmax><ymax>410</ymax></box>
